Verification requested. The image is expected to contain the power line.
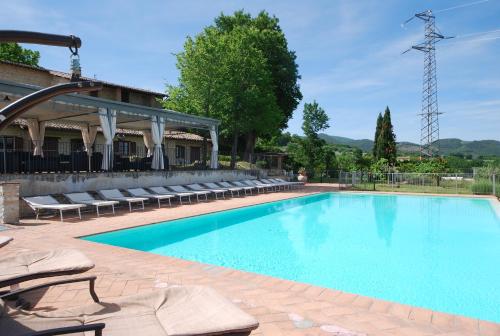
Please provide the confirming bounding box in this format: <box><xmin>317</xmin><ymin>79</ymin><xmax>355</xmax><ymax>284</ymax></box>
<box><xmin>434</xmin><ymin>0</ymin><xmax>490</xmax><ymax>13</ymax></box>
<box><xmin>440</xmin><ymin>34</ymin><xmax>500</xmax><ymax>46</ymax></box>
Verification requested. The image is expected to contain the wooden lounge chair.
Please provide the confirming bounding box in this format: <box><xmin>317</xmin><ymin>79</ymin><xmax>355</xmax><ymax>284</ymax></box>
<box><xmin>0</xmin><ymin>283</ymin><xmax>259</xmax><ymax>336</ymax></box>
<box><xmin>64</xmin><ymin>192</ymin><xmax>118</xmax><ymax>217</ymax></box>
<box><xmin>230</xmin><ymin>181</ymin><xmax>257</xmax><ymax>195</ymax></box>
<box><xmin>187</xmin><ymin>183</ymin><xmax>226</xmax><ymax>200</ymax></box>
<box><xmin>23</xmin><ymin>196</ymin><xmax>86</xmax><ymax>222</ymax></box>
<box><xmin>97</xmin><ymin>189</ymin><xmax>147</xmax><ymax>212</ymax></box>
<box><xmin>204</xmin><ymin>182</ymin><xmax>242</xmax><ymax>197</ymax></box>
<box><xmin>148</xmin><ymin>186</ymin><xmax>194</xmax><ymax>205</ymax></box>
<box><xmin>127</xmin><ymin>188</ymin><xmax>174</xmax><ymax>208</ymax></box>
<box><xmin>0</xmin><ymin>249</ymin><xmax>94</xmax><ymax>288</ymax></box>
<box><xmin>168</xmin><ymin>185</ymin><xmax>210</xmax><ymax>202</ymax></box>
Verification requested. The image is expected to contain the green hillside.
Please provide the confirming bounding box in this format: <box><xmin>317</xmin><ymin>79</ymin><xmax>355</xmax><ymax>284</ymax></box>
<box><xmin>319</xmin><ymin>134</ymin><xmax>500</xmax><ymax>157</ymax></box>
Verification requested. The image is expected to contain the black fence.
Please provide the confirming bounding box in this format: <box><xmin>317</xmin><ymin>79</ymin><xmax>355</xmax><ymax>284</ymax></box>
<box><xmin>0</xmin><ymin>140</ymin><xmax>210</xmax><ymax>174</ymax></box>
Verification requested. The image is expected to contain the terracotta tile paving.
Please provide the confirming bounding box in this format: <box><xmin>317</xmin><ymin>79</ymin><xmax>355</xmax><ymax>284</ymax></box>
<box><xmin>2</xmin><ymin>184</ymin><xmax>499</xmax><ymax>335</ymax></box>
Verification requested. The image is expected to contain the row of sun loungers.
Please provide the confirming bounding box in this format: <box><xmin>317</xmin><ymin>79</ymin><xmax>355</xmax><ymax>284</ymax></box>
<box><xmin>0</xmin><ymin>238</ymin><xmax>259</xmax><ymax>335</ymax></box>
<box><xmin>23</xmin><ymin>178</ymin><xmax>304</xmax><ymax>221</ymax></box>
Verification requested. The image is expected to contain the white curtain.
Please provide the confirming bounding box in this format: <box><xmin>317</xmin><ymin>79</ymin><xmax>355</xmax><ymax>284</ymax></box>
<box><xmin>151</xmin><ymin>116</ymin><xmax>165</xmax><ymax>170</ymax></box>
<box><xmin>98</xmin><ymin>108</ymin><xmax>117</xmax><ymax>171</ymax></box>
<box><xmin>142</xmin><ymin>130</ymin><xmax>154</xmax><ymax>157</ymax></box>
<box><xmin>26</xmin><ymin>119</ymin><xmax>46</xmax><ymax>157</ymax></box>
<box><xmin>209</xmin><ymin>125</ymin><xmax>218</xmax><ymax>169</ymax></box>
<box><xmin>81</xmin><ymin>125</ymin><xmax>98</xmax><ymax>156</ymax></box>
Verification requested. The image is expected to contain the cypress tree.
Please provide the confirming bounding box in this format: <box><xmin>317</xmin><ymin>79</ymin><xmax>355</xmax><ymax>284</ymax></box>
<box><xmin>379</xmin><ymin>106</ymin><xmax>397</xmax><ymax>165</ymax></box>
<box><xmin>373</xmin><ymin>113</ymin><xmax>383</xmax><ymax>159</ymax></box>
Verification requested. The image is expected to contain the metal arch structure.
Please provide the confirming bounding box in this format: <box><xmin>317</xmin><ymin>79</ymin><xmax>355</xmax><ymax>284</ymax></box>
<box><xmin>403</xmin><ymin>10</ymin><xmax>452</xmax><ymax>157</ymax></box>
<box><xmin>0</xmin><ymin>30</ymin><xmax>102</xmax><ymax>132</ymax></box>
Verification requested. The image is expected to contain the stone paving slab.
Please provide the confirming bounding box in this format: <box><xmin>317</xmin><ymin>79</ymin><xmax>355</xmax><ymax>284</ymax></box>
<box><xmin>1</xmin><ymin>184</ymin><xmax>498</xmax><ymax>335</ymax></box>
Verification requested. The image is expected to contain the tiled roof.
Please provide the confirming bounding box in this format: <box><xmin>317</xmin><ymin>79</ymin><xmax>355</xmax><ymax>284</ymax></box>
<box><xmin>11</xmin><ymin>119</ymin><xmax>206</xmax><ymax>142</ymax></box>
<box><xmin>0</xmin><ymin>60</ymin><xmax>166</xmax><ymax>97</ymax></box>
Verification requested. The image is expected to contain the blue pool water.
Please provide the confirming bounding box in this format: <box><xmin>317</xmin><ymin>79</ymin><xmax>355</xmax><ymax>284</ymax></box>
<box><xmin>83</xmin><ymin>193</ymin><xmax>500</xmax><ymax>322</ymax></box>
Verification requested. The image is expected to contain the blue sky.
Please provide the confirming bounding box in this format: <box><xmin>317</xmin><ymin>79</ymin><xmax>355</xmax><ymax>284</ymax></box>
<box><xmin>2</xmin><ymin>0</ymin><xmax>499</xmax><ymax>142</ymax></box>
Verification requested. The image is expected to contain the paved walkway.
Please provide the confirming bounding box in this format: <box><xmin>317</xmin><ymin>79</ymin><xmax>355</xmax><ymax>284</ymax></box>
<box><xmin>2</xmin><ymin>184</ymin><xmax>499</xmax><ymax>335</ymax></box>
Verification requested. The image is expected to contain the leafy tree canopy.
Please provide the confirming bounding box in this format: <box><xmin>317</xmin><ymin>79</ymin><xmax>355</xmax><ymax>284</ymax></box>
<box><xmin>0</xmin><ymin>43</ymin><xmax>40</xmax><ymax>66</ymax></box>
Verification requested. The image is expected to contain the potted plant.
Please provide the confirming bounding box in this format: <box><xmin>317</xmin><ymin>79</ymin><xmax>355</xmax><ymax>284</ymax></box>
<box><xmin>297</xmin><ymin>167</ymin><xmax>308</xmax><ymax>182</ymax></box>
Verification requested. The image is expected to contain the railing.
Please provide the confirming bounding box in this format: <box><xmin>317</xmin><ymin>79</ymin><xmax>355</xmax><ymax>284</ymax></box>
<box><xmin>0</xmin><ymin>140</ymin><xmax>212</xmax><ymax>174</ymax></box>
<box><xmin>312</xmin><ymin>170</ymin><xmax>499</xmax><ymax>197</ymax></box>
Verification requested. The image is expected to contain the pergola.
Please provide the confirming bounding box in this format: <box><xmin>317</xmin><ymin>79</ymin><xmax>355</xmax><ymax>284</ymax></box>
<box><xmin>0</xmin><ymin>79</ymin><xmax>220</xmax><ymax>170</ymax></box>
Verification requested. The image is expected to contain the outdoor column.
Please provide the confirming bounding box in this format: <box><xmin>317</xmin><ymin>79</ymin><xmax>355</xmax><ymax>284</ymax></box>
<box><xmin>98</xmin><ymin>108</ymin><xmax>117</xmax><ymax>171</ymax></box>
<box><xmin>142</xmin><ymin>130</ymin><xmax>154</xmax><ymax>157</ymax></box>
<box><xmin>26</xmin><ymin>119</ymin><xmax>46</xmax><ymax>157</ymax></box>
<box><xmin>209</xmin><ymin>125</ymin><xmax>218</xmax><ymax>169</ymax></box>
<box><xmin>151</xmin><ymin>116</ymin><xmax>165</xmax><ymax>170</ymax></box>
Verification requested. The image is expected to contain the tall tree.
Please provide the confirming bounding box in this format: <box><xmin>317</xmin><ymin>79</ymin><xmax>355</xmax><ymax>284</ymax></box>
<box><xmin>373</xmin><ymin>113</ymin><xmax>383</xmax><ymax>159</ymax></box>
<box><xmin>0</xmin><ymin>43</ymin><xmax>40</xmax><ymax>66</ymax></box>
<box><xmin>377</xmin><ymin>106</ymin><xmax>397</xmax><ymax>166</ymax></box>
<box><xmin>214</xmin><ymin>11</ymin><xmax>302</xmax><ymax>160</ymax></box>
<box><xmin>164</xmin><ymin>11</ymin><xmax>293</xmax><ymax>168</ymax></box>
<box><xmin>301</xmin><ymin>101</ymin><xmax>330</xmax><ymax>174</ymax></box>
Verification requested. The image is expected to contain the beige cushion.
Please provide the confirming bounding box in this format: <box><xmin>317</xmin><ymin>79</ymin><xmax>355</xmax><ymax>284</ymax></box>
<box><xmin>0</xmin><ymin>236</ymin><xmax>13</xmax><ymax>248</ymax></box>
<box><xmin>1</xmin><ymin>286</ymin><xmax>258</xmax><ymax>336</ymax></box>
<box><xmin>0</xmin><ymin>249</ymin><xmax>94</xmax><ymax>283</ymax></box>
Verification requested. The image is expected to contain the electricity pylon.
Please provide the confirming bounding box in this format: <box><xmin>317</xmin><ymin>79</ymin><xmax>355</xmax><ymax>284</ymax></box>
<box><xmin>403</xmin><ymin>10</ymin><xmax>452</xmax><ymax>157</ymax></box>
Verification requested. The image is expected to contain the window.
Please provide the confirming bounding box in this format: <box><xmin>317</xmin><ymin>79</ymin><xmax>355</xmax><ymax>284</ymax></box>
<box><xmin>121</xmin><ymin>89</ymin><xmax>130</xmax><ymax>103</ymax></box>
<box><xmin>70</xmin><ymin>139</ymin><xmax>85</xmax><ymax>152</ymax></box>
<box><xmin>43</xmin><ymin>137</ymin><xmax>59</xmax><ymax>157</ymax></box>
<box><xmin>0</xmin><ymin>137</ymin><xmax>23</xmax><ymax>151</ymax></box>
<box><xmin>190</xmin><ymin>146</ymin><xmax>201</xmax><ymax>162</ymax></box>
<box><xmin>114</xmin><ymin>141</ymin><xmax>136</xmax><ymax>156</ymax></box>
<box><xmin>175</xmin><ymin>145</ymin><xmax>185</xmax><ymax>159</ymax></box>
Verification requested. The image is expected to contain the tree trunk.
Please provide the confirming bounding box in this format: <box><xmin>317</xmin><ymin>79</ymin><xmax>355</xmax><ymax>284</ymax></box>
<box><xmin>230</xmin><ymin>132</ymin><xmax>239</xmax><ymax>169</ymax></box>
<box><xmin>243</xmin><ymin>131</ymin><xmax>256</xmax><ymax>162</ymax></box>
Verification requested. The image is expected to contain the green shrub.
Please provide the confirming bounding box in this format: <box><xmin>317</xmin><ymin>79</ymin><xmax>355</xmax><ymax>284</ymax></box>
<box><xmin>255</xmin><ymin>160</ymin><xmax>268</xmax><ymax>168</ymax></box>
<box><xmin>218</xmin><ymin>154</ymin><xmax>240</xmax><ymax>162</ymax></box>
<box><xmin>471</xmin><ymin>179</ymin><xmax>493</xmax><ymax>195</ymax></box>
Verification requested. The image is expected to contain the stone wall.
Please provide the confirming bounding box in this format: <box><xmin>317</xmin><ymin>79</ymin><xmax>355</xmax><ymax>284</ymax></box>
<box><xmin>0</xmin><ymin>183</ymin><xmax>19</xmax><ymax>224</ymax></box>
<box><xmin>0</xmin><ymin>170</ymin><xmax>264</xmax><ymax>217</ymax></box>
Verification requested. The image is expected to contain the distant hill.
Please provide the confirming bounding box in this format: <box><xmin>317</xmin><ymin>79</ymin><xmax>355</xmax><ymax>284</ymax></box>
<box><xmin>318</xmin><ymin>134</ymin><xmax>500</xmax><ymax>157</ymax></box>
<box><xmin>318</xmin><ymin>134</ymin><xmax>374</xmax><ymax>152</ymax></box>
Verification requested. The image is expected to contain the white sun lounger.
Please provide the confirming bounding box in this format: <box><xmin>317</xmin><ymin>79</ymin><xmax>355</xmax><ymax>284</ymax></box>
<box><xmin>204</xmin><ymin>182</ymin><xmax>241</xmax><ymax>197</ymax></box>
<box><xmin>240</xmin><ymin>180</ymin><xmax>267</xmax><ymax>193</ymax></box>
<box><xmin>187</xmin><ymin>183</ymin><xmax>226</xmax><ymax>199</ymax></box>
<box><xmin>23</xmin><ymin>196</ymin><xmax>86</xmax><ymax>221</ymax></box>
<box><xmin>64</xmin><ymin>192</ymin><xmax>118</xmax><ymax>217</ymax></box>
<box><xmin>273</xmin><ymin>178</ymin><xmax>304</xmax><ymax>188</ymax></box>
<box><xmin>217</xmin><ymin>181</ymin><xmax>249</xmax><ymax>196</ymax></box>
<box><xmin>97</xmin><ymin>189</ymin><xmax>147</xmax><ymax>212</ymax></box>
<box><xmin>243</xmin><ymin>180</ymin><xmax>274</xmax><ymax>192</ymax></box>
<box><xmin>168</xmin><ymin>185</ymin><xmax>210</xmax><ymax>202</ymax></box>
<box><xmin>230</xmin><ymin>181</ymin><xmax>257</xmax><ymax>195</ymax></box>
<box><xmin>261</xmin><ymin>178</ymin><xmax>289</xmax><ymax>190</ymax></box>
<box><xmin>127</xmin><ymin>188</ymin><xmax>174</xmax><ymax>208</ymax></box>
<box><xmin>253</xmin><ymin>180</ymin><xmax>281</xmax><ymax>192</ymax></box>
<box><xmin>148</xmin><ymin>186</ymin><xmax>193</xmax><ymax>204</ymax></box>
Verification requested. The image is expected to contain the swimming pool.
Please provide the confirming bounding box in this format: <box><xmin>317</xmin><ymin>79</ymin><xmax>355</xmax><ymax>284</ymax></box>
<box><xmin>83</xmin><ymin>192</ymin><xmax>500</xmax><ymax>322</ymax></box>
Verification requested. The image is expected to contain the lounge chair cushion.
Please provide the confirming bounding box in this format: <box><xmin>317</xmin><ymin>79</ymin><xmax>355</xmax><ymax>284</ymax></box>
<box><xmin>1</xmin><ymin>286</ymin><xmax>259</xmax><ymax>336</ymax></box>
<box><xmin>0</xmin><ymin>249</ymin><xmax>94</xmax><ymax>284</ymax></box>
<box><xmin>0</xmin><ymin>236</ymin><xmax>13</xmax><ymax>248</ymax></box>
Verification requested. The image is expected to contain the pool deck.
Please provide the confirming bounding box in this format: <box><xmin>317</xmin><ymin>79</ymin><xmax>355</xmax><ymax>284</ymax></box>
<box><xmin>2</xmin><ymin>184</ymin><xmax>499</xmax><ymax>336</ymax></box>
